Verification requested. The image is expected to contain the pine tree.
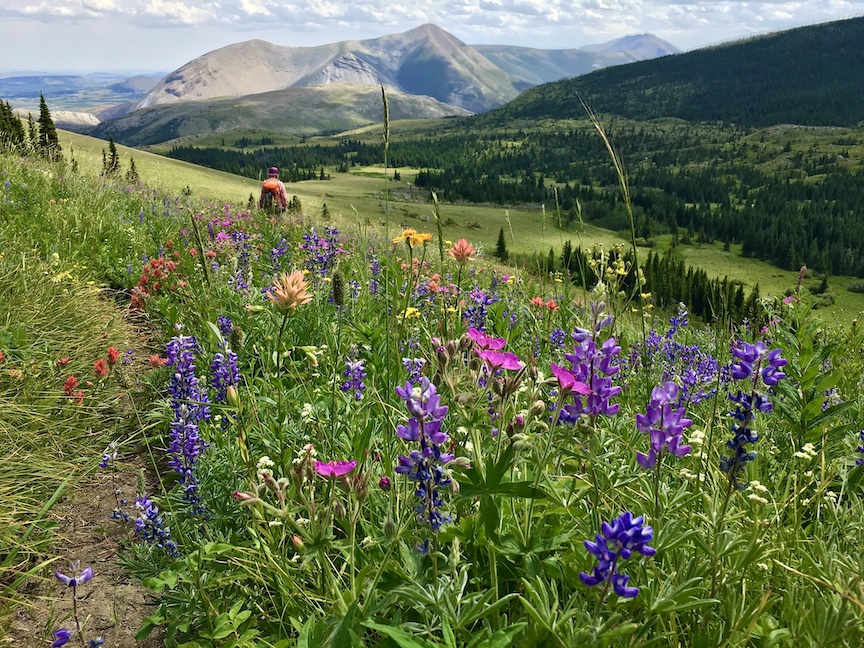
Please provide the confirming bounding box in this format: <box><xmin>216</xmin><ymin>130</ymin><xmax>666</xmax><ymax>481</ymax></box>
<box><xmin>0</xmin><ymin>101</ymin><xmax>26</xmax><ymax>150</ymax></box>
<box><xmin>125</xmin><ymin>156</ymin><xmax>139</xmax><ymax>184</ymax></box>
<box><xmin>104</xmin><ymin>136</ymin><xmax>120</xmax><ymax>175</ymax></box>
<box><xmin>495</xmin><ymin>227</ymin><xmax>508</xmax><ymax>262</ymax></box>
<box><xmin>27</xmin><ymin>113</ymin><xmax>37</xmax><ymax>148</ymax></box>
<box><xmin>37</xmin><ymin>93</ymin><xmax>60</xmax><ymax>159</ymax></box>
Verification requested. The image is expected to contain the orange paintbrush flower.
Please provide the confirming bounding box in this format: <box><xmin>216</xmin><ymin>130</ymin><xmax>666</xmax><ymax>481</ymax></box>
<box><xmin>268</xmin><ymin>270</ymin><xmax>313</xmax><ymax>313</ymax></box>
<box><xmin>448</xmin><ymin>239</ymin><xmax>476</xmax><ymax>265</ymax></box>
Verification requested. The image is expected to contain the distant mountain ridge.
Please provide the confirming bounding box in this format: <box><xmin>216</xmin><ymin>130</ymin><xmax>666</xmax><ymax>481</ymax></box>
<box><xmin>128</xmin><ymin>25</ymin><xmax>678</xmax><ymax>116</ymax></box>
<box><xmin>132</xmin><ymin>25</ymin><xmax>520</xmax><ymax>115</ymax></box>
<box><xmin>88</xmin><ymin>85</ymin><xmax>471</xmax><ymax>146</ymax></box>
<box><xmin>475</xmin><ymin>35</ymin><xmax>680</xmax><ymax>87</ymax></box>
<box><xmin>477</xmin><ymin>16</ymin><xmax>864</xmax><ymax>128</ymax></box>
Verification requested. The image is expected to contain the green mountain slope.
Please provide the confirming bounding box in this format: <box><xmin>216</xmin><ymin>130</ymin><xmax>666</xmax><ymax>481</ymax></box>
<box><xmin>90</xmin><ymin>84</ymin><xmax>469</xmax><ymax>147</ymax></box>
<box><xmin>476</xmin><ymin>16</ymin><xmax>864</xmax><ymax>127</ymax></box>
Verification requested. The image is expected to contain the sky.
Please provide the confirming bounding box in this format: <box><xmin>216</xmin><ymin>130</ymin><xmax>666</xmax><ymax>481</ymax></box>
<box><xmin>0</xmin><ymin>0</ymin><xmax>861</xmax><ymax>73</ymax></box>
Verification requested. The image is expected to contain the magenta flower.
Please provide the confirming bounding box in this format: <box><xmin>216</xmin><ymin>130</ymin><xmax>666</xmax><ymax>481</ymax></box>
<box><xmin>551</xmin><ymin>362</ymin><xmax>591</xmax><ymax>396</ymax></box>
<box><xmin>478</xmin><ymin>349</ymin><xmax>524</xmax><ymax>371</ymax></box>
<box><xmin>314</xmin><ymin>460</ymin><xmax>357</xmax><ymax>478</ymax></box>
<box><xmin>467</xmin><ymin>328</ymin><xmax>506</xmax><ymax>351</ymax></box>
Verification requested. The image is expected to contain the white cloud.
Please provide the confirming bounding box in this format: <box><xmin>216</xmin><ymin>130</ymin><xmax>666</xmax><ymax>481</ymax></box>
<box><xmin>0</xmin><ymin>0</ymin><xmax>862</xmax><ymax>70</ymax></box>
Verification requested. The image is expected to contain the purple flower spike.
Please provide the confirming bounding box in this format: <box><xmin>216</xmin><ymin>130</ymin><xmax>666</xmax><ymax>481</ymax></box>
<box><xmin>635</xmin><ymin>381</ymin><xmax>692</xmax><ymax>469</ymax></box>
<box><xmin>580</xmin><ymin>511</ymin><xmax>655</xmax><ymax>599</ymax></box>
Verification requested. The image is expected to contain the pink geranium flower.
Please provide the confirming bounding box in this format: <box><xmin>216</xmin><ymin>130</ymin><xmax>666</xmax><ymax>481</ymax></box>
<box><xmin>314</xmin><ymin>460</ymin><xmax>357</xmax><ymax>478</ymax></box>
<box><xmin>478</xmin><ymin>349</ymin><xmax>524</xmax><ymax>371</ymax></box>
<box><xmin>551</xmin><ymin>362</ymin><xmax>591</xmax><ymax>395</ymax></box>
<box><xmin>467</xmin><ymin>328</ymin><xmax>506</xmax><ymax>350</ymax></box>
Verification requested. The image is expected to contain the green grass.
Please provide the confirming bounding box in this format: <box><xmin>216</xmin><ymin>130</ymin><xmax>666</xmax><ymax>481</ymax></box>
<box><xmin>58</xmin><ymin>128</ymin><xmax>864</xmax><ymax>324</ymax></box>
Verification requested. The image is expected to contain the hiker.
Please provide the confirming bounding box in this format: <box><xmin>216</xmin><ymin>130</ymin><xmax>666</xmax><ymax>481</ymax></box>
<box><xmin>259</xmin><ymin>167</ymin><xmax>289</xmax><ymax>213</ymax></box>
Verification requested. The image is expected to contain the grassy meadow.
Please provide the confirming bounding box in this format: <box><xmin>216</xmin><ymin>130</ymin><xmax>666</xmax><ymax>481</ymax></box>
<box><xmin>3</xmin><ymin>122</ymin><xmax>864</xmax><ymax>646</ymax></box>
<box><xmin>61</xmin><ymin>128</ymin><xmax>864</xmax><ymax>324</ymax></box>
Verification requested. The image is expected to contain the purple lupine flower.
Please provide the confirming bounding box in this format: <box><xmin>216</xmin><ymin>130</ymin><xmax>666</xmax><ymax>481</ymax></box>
<box><xmin>550</xmin><ymin>327</ymin><xmax>568</xmax><ymax>348</ymax></box>
<box><xmin>857</xmin><ymin>429</ymin><xmax>864</xmax><ymax>466</ymax></box>
<box><xmin>52</xmin><ymin>628</ymin><xmax>72</xmax><ymax>647</ymax></box>
<box><xmin>579</xmin><ymin>511</ymin><xmax>655</xmax><ymax>599</ymax></box>
<box><xmin>394</xmin><ymin>378</ymin><xmax>455</xmax><ymax>533</ymax></box>
<box><xmin>635</xmin><ymin>381</ymin><xmax>692</xmax><ymax>469</ymax></box>
<box><xmin>368</xmin><ymin>253</ymin><xmax>381</xmax><ymax>296</ymax></box>
<box><xmin>269</xmin><ymin>237</ymin><xmax>290</xmax><ymax>271</ymax></box>
<box><xmin>720</xmin><ymin>342</ymin><xmax>786</xmax><ymax>488</ymax></box>
<box><xmin>560</xmin><ymin>306</ymin><xmax>622</xmax><ymax>422</ymax></box>
<box><xmin>217</xmin><ymin>315</ymin><xmax>233</xmax><ymax>338</ymax></box>
<box><xmin>135</xmin><ymin>495</ymin><xmax>179</xmax><ymax>556</ymax></box>
<box><xmin>300</xmin><ymin>226</ymin><xmax>345</xmax><ymax>276</ymax></box>
<box><xmin>464</xmin><ymin>287</ymin><xmax>499</xmax><ymax>331</ymax></box>
<box><xmin>165</xmin><ymin>335</ymin><xmax>210</xmax><ymax>511</ymax></box>
<box><xmin>396</xmin><ymin>377</ymin><xmax>449</xmax><ymax>421</ymax></box>
<box><xmin>402</xmin><ymin>357</ymin><xmax>427</xmax><ymax>384</ymax></box>
<box><xmin>340</xmin><ymin>357</ymin><xmax>367</xmax><ymax>400</ymax></box>
<box><xmin>211</xmin><ymin>349</ymin><xmax>239</xmax><ymax>404</ymax></box>
<box><xmin>55</xmin><ymin>566</ymin><xmax>93</xmax><ymax>587</ymax></box>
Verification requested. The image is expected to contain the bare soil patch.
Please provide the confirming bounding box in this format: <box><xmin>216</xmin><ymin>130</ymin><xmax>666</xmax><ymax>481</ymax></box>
<box><xmin>4</xmin><ymin>455</ymin><xmax>164</xmax><ymax>647</ymax></box>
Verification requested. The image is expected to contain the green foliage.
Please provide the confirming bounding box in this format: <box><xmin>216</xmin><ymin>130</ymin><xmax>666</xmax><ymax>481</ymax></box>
<box><xmin>37</xmin><ymin>93</ymin><xmax>60</xmax><ymax>160</ymax></box>
<box><xmin>481</xmin><ymin>16</ymin><xmax>864</xmax><ymax>127</ymax></box>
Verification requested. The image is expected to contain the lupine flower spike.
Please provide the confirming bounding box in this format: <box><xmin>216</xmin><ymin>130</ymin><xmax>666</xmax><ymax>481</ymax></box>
<box><xmin>580</xmin><ymin>512</ymin><xmax>655</xmax><ymax>599</ymax></box>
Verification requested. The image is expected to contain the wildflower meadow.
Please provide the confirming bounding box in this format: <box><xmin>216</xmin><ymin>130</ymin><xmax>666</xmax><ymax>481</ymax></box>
<box><xmin>2</xmin><ymin>136</ymin><xmax>864</xmax><ymax>647</ymax></box>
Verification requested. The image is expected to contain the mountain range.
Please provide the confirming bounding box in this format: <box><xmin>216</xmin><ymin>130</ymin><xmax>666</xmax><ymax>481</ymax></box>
<box><xmin>72</xmin><ymin>24</ymin><xmax>675</xmax><ymax>145</ymax></box>
<box><xmin>129</xmin><ymin>25</ymin><xmax>677</xmax><ymax>117</ymax></box>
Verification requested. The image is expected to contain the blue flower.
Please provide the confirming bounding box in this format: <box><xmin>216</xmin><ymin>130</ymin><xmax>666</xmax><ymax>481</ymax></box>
<box><xmin>52</xmin><ymin>628</ymin><xmax>72</xmax><ymax>647</ymax></box>
<box><xmin>55</xmin><ymin>566</ymin><xmax>93</xmax><ymax>588</ymax></box>
<box><xmin>579</xmin><ymin>512</ymin><xmax>655</xmax><ymax>599</ymax></box>
<box><xmin>635</xmin><ymin>381</ymin><xmax>692</xmax><ymax>469</ymax></box>
<box><xmin>340</xmin><ymin>356</ymin><xmax>367</xmax><ymax>400</ymax></box>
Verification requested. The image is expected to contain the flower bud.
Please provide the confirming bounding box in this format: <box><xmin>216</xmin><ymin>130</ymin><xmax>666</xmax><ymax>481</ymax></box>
<box><xmin>334</xmin><ymin>501</ymin><xmax>346</xmax><ymax>519</ymax></box>
<box><xmin>292</xmin><ymin>535</ymin><xmax>305</xmax><ymax>553</ymax></box>
<box><xmin>226</xmin><ymin>385</ymin><xmax>240</xmax><ymax>410</ymax></box>
<box><xmin>512</xmin><ymin>433</ymin><xmax>532</xmax><ymax>452</ymax></box>
<box><xmin>459</xmin><ymin>333</ymin><xmax>473</xmax><ymax>353</ymax></box>
<box><xmin>529</xmin><ymin>400</ymin><xmax>547</xmax><ymax>417</ymax></box>
<box><xmin>378</xmin><ymin>476</ymin><xmax>391</xmax><ymax>491</ymax></box>
<box><xmin>383</xmin><ymin>518</ymin><xmax>396</xmax><ymax>540</ymax></box>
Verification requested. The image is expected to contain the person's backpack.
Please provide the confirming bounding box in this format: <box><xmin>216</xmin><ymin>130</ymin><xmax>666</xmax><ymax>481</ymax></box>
<box><xmin>262</xmin><ymin>178</ymin><xmax>281</xmax><ymax>208</ymax></box>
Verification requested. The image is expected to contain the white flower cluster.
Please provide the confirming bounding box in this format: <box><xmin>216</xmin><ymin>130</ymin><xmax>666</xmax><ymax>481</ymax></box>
<box><xmin>793</xmin><ymin>442</ymin><xmax>818</xmax><ymax>460</ymax></box>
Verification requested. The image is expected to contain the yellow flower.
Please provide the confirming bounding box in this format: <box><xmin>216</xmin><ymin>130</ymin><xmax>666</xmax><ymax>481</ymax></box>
<box><xmin>400</xmin><ymin>307</ymin><xmax>420</xmax><ymax>320</ymax></box>
<box><xmin>268</xmin><ymin>270</ymin><xmax>313</xmax><ymax>313</ymax></box>
<box><xmin>393</xmin><ymin>228</ymin><xmax>432</xmax><ymax>248</ymax></box>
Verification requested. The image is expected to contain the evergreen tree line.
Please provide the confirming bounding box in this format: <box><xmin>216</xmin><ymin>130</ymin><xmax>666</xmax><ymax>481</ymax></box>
<box><xmin>509</xmin><ymin>239</ymin><xmax>762</xmax><ymax>327</ymax></box>
<box><xmin>0</xmin><ymin>93</ymin><xmax>60</xmax><ymax>160</ymax></box>
<box><xmin>165</xmin><ymin>122</ymin><xmax>864</xmax><ymax>276</ymax></box>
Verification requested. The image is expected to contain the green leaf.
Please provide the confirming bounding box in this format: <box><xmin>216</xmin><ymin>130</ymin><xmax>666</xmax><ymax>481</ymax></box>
<box><xmin>468</xmin><ymin>623</ymin><xmax>527</xmax><ymax>648</ymax></box>
<box><xmin>441</xmin><ymin>618</ymin><xmax>457</xmax><ymax>648</ymax></box>
<box><xmin>363</xmin><ymin>621</ymin><xmax>439</xmax><ymax>648</ymax></box>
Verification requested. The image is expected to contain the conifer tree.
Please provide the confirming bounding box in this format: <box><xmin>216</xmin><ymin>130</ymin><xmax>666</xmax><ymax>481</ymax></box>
<box><xmin>0</xmin><ymin>101</ymin><xmax>26</xmax><ymax>150</ymax></box>
<box><xmin>125</xmin><ymin>156</ymin><xmax>139</xmax><ymax>184</ymax></box>
<box><xmin>27</xmin><ymin>113</ymin><xmax>37</xmax><ymax>148</ymax></box>
<box><xmin>495</xmin><ymin>227</ymin><xmax>508</xmax><ymax>262</ymax></box>
<box><xmin>37</xmin><ymin>93</ymin><xmax>60</xmax><ymax>159</ymax></box>
<box><xmin>104</xmin><ymin>136</ymin><xmax>120</xmax><ymax>175</ymax></box>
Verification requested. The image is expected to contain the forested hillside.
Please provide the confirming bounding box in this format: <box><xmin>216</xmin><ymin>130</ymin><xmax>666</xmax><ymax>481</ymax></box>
<box><xmin>476</xmin><ymin>16</ymin><xmax>864</xmax><ymax>127</ymax></box>
<box><xmin>168</xmin><ymin>121</ymin><xmax>864</xmax><ymax>277</ymax></box>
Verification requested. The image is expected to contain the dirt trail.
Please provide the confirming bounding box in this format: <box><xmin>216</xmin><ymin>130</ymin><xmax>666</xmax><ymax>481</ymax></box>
<box><xmin>5</xmin><ymin>455</ymin><xmax>165</xmax><ymax>647</ymax></box>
